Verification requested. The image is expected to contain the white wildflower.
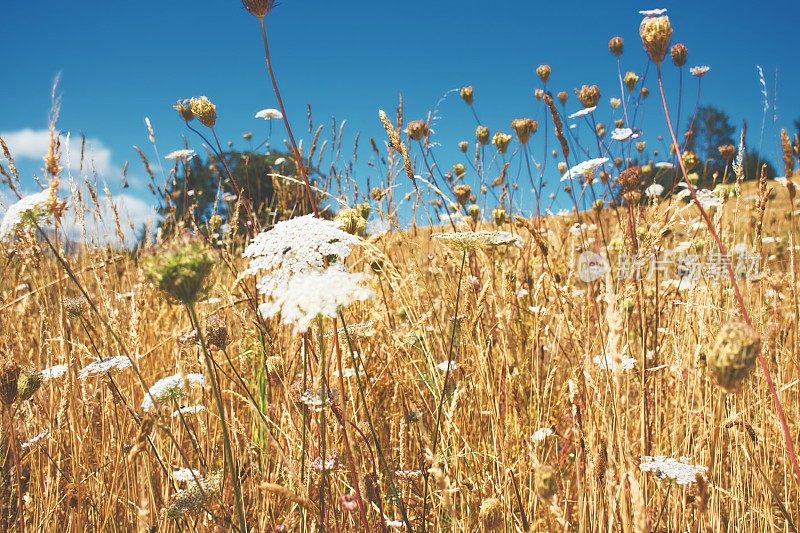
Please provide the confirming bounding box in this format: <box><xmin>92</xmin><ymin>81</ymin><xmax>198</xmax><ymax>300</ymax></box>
<box><xmin>78</xmin><ymin>356</ymin><xmax>132</xmax><ymax>379</ymax></box>
<box><xmin>639</xmin><ymin>456</ymin><xmax>707</xmax><ymax>485</ymax></box>
<box><xmin>142</xmin><ymin>373</ymin><xmax>206</xmax><ymax>412</ymax></box>
<box><xmin>255</xmin><ymin>108</ymin><xmax>283</xmax><ymax>120</ymax></box>
<box><xmin>645</xmin><ymin>183</ymin><xmax>664</xmax><ymax>197</ymax></box>
<box><xmin>274</xmin><ymin>157</ymin><xmax>286</xmax><ymax>165</ymax></box>
<box><xmin>639</xmin><ymin>8</ymin><xmax>667</xmax><ymax>16</ymax></box>
<box><xmin>21</xmin><ymin>430</ymin><xmax>50</xmax><ymax>450</ymax></box>
<box><xmin>0</xmin><ymin>189</ymin><xmax>54</xmax><ymax>240</ymax></box>
<box><xmin>41</xmin><ymin>364</ymin><xmax>68</xmax><ymax>382</ymax></box>
<box><xmin>593</xmin><ymin>353</ymin><xmax>635</xmax><ymax>371</ymax></box>
<box><xmin>560</xmin><ymin>157</ymin><xmax>608</xmax><ymax>182</ymax></box>
<box><xmin>165</xmin><ymin>149</ymin><xmax>196</xmax><ymax>161</ymax></box>
<box><xmin>260</xmin><ymin>267</ymin><xmax>372</xmax><ymax>334</ymax></box>
<box><xmin>171</xmin><ymin>405</ymin><xmax>207</xmax><ymax>418</ymax></box>
<box><xmin>243</xmin><ymin>214</ymin><xmax>360</xmax><ymax>301</ymax></box>
<box><xmin>655</xmin><ymin>161</ymin><xmax>674</xmax><ymax>169</ymax></box>
<box><xmin>611</xmin><ymin>128</ymin><xmax>635</xmax><ymax>141</ymax></box>
<box><xmin>532</xmin><ymin>427</ymin><xmax>555</xmax><ymax>442</ymax></box>
<box><xmin>690</xmin><ymin>66</ymin><xmax>710</xmax><ymax>77</ymax></box>
<box><xmin>172</xmin><ymin>468</ymin><xmax>204</xmax><ymax>483</ymax></box>
<box><xmin>568</xmin><ymin>106</ymin><xmax>596</xmax><ymax>119</ymax></box>
<box><xmin>436</xmin><ymin>360</ymin><xmax>457</xmax><ymax>372</ymax></box>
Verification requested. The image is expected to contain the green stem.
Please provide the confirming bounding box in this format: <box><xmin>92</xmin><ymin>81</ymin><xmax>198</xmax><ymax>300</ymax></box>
<box><xmin>187</xmin><ymin>305</ymin><xmax>247</xmax><ymax>532</ymax></box>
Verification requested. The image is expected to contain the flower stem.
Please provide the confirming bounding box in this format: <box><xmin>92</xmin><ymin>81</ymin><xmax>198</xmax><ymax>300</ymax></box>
<box><xmin>655</xmin><ymin>63</ymin><xmax>800</xmax><ymax>488</ymax></box>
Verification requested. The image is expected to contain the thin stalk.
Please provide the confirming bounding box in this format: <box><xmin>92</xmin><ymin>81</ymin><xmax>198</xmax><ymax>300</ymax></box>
<box><xmin>420</xmin><ymin>250</ymin><xmax>466</xmax><ymax>532</ymax></box>
<box><xmin>258</xmin><ymin>17</ymin><xmax>319</xmax><ymax>217</ymax></box>
<box><xmin>655</xmin><ymin>63</ymin><xmax>800</xmax><ymax>488</ymax></box>
<box><xmin>187</xmin><ymin>305</ymin><xmax>248</xmax><ymax>533</ymax></box>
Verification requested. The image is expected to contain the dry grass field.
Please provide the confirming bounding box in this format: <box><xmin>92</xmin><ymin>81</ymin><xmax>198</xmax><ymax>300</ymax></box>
<box><xmin>0</xmin><ymin>4</ymin><xmax>799</xmax><ymax>532</ymax></box>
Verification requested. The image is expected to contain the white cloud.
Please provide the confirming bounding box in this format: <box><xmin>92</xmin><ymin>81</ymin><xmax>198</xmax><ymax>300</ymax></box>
<box><xmin>1</xmin><ymin>128</ymin><xmax>115</xmax><ymax>178</ymax></box>
<box><xmin>0</xmin><ymin>128</ymin><xmax>158</xmax><ymax>247</ymax></box>
<box><xmin>64</xmin><ymin>191</ymin><xmax>157</xmax><ymax>247</ymax></box>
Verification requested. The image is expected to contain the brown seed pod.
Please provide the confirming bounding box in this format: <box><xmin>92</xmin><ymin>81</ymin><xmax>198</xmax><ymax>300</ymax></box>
<box><xmin>479</xmin><ymin>497</ymin><xmax>503</xmax><ymax>529</ymax></box>
<box><xmin>707</xmin><ymin>320</ymin><xmax>760</xmax><ymax>393</ymax></box>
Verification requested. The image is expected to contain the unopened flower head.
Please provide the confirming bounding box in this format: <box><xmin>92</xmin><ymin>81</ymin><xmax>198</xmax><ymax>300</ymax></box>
<box><xmin>608</xmin><ymin>36</ymin><xmax>624</xmax><ymax>56</ymax></box>
<box><xmin>259</xmin><ymin>267</ymin><xmax>373</xmax><ymax>334</ymax></box>
<box><xmin>0</xmin><ymin>189</ymin><xmax>56</xmax><ymax>241</ymax></box>
<box><xmin>405</xmin><ymin>119</ymin><xmax>429</xmax><ymax>141</ymax></box>
<box><xmin>536</xmin><ymin>64</ymin><xmax>551</xmax><ymax>83</ymax></box>
<box><xmin>576</xmin><ymin>85</ymin><xmax>601</xmax><ymax>108</ymax></box>
<box><xmin>707</xmin><ymin>320</ymin><xmax>760</xmax><ymax>392</ymax></box>
<box><xmin>511</xmin><ymin>118</ymin><xmax>537</xmax><ymax>144</ymax></box>
<box><xmin>671</xmin><ymin>42</ymin><xmax>688</xmax><ymax>67</ymax></box>
<box><xmin>639</xmin><ymin>15</ymin><xmax>673</xmax><ymax>65</ymax></box>
<box><xmin>143</xmin><ymin>235</ymin><xmax>215</xmax><ymax>305</ymax></box>
<box><xmin>640</xmin><ymin>456</ymin><xmax>707</xmax><ymax>485</ymax></box>
<box><xmin>142</xmin><ymin>373</ymin><xmax>206</xmax><ymax>412</ymax></box>
<box><xmin>78</xmin><ymin>356</ymin><xmax>132</xmax><ymax>379</ymax></box>
<box><xmin>433</xmin><ymin>231</ymin><xmax>523</xmax><ymax>252</ymax></box>
<box><xmin>459</xmin><ymin>86</ymin><xmax>474</xmax><ymax>105</ymax></box>
<box><xmin>475</xmin><ymin>125</ymin><xmax>490</xmax><ymax>145</ymax></box>
<box><xmin>255</xmin><ymin>108</ymin><xmax>283</xmax><ymax>120</ymax></box>
<box><xmin>624</xmin><ymin>71</ymin><xmax>639</xmax><ymax>92</ymax></box>
<box><xmin>188</xmin><ymin>96</ymin><xmax>217</xmax><ymax>128</ymax></box>
<box><xmin>492</xmin><ymin>132</ymin><xmax>512</xmax><ymax>154</ymax></box>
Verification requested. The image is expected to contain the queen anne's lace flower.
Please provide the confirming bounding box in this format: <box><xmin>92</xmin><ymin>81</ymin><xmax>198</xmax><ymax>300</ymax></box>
<box><xmin>21</xmin><ymin>430</ymin><xmax>50</xmax><ymax>450</ymax></box>
<box><xmin>41</xmin><ymin>363</ymin><xmax>68</xmax><ymax>381</ymax></box>
<box><xmin>593</xmin><ymin>353</ymin><xmax>636</xmax><ymax>371</ymax></box>
<box><xmin>560</xmin><ymin>158</ymin><xmax>609</xmax><ymax>182</ymax></box>
<box><xmin>255</xmin><ymin>108</ymin><xmax>283</xmax><ymax>120</ymax></box>
<box><xmin>171</xmin><ymin>405</ymin><xmax>207</xmax><ymax>418</ymax></box>
<box><xmin>532</xmin><ymin>427</ymin><xmax>555</xmax><ymax>442</ymax></box>
<box><xmin>243</xmin><ymin>214</ymin><xmax>360</xmax><ymax>299</ymax></box>
<box><xmin>172</xmin><ymin>468</ymin><xmax>204</xmax><ymax>483</ymax></box>
<box><xmin>261</xmin><ymin>267</ymin><xmax>372</xmax><ymax>333</ymax></box>
<box><xmin>611</xmin><ymin>128</ymin><xmax>635</xmax><ymax>141</ymax></box>
<box><xmin>0</xmin><ymin>190</ymin><xmax>53</xmax><ymax>240</ymax></box>
<box><xmin>165</xmin><ymin>149</ymin><xmax>196</xmax><ymax>160</ymax></box>
<box><xmin>568</xmin><ymin>106</ymin><xmax>596</xmax><ymax>119</ymax></box>
<box><xmin>646</xmin><ymin>183</ymin><xmax>665</xmax><ymax>197</ymax></box>
<box><xmin>78</xmin><ymin>356</ymin><xmax>132</xmax><ymax>379</ymax></box>
<box><xmin>690</xmin><ymin>65</ymin><xmax>710</xmax><ymax>77</ymax></box>
<box><xmin>640</xmin><ymin>456</ymin><xmax>707</xmax><ymax>485</ymax></box>
<box><xmin>142</xmin><ymin>373</ymin><xmax>206</xmax><ymax>412</ymax></box>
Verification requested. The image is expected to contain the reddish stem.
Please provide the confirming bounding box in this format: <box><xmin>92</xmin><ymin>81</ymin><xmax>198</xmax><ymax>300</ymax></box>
<box><xmin>258</xmin><ymin>17</ymin><xmax>320</xmax><ymax>218</ymax></box>
<box><xmin>655</xmin><ymin>63</ymin><xmax>800</xmax><ymax>488</ymax></box>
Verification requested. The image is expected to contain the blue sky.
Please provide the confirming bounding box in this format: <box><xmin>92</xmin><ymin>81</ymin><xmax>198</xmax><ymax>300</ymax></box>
<box><xmin>1</xmin><ymin>0</ymin><xmax>798</xmax><ymax>224</ymax></box>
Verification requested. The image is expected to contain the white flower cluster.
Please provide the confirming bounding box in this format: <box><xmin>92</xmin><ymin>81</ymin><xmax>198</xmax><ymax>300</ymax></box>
<box><xmin>0</xmin><ymin>190</ymin><xmax>53</xmax><ymax>240</ymax></box>
<box><xmin>532</xmin><ymin>427</ymin><xmax>555</xmax><ymax>443</ymax></box>
<box><xmin>78</xmin><ymin>356</ymin><xmax>132</xmax><ymax>379</ymax></box>
<box><xmin>142</xmin><ymin>373</ymin><xmax>206</xmax><ymax>412</ymax></box>
<box><xmin>560</xmin><ymin>157</ymin><xmax>609</xmax><ymax>182</ymax></box>
<box><xmin>41</xmin><ymin>363</ymin><xmax>68</xmax><ymax>381</ymax></box>
<box><xmin>593</xmin><ymin>353</ymin><xmax>636</xmax><ymax>371</ymax></box>
<box><xmin>639</xmin><ymin>455</ymin><xmax>707</xmax><ymax>485</ymax></box>
<box><xmin>243</xmin><ymin>214</ymin><xmax>370</xmax><ymax>332</ymax></box>
<box><xmin>264</xmin><ymin>267</ymin><xmax>372</xmax><ymax>333</ymax></box>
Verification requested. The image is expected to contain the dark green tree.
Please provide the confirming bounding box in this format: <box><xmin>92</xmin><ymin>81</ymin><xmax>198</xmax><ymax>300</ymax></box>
<box><xmin>685</xmin><ymin>105</ymin><xmax>736</xmax><ymax>165</ymax></box>
<box><xmin>158</xmin><ymin>149</ymin><xmax>312</xmax><ymax>233</ymax></box>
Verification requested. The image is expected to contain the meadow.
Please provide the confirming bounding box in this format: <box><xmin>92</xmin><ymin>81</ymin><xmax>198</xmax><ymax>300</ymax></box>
<box><xmin>0</xmin><ymin>3</ymin><xmax>798</xmax><ymax>532</ymax></box>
